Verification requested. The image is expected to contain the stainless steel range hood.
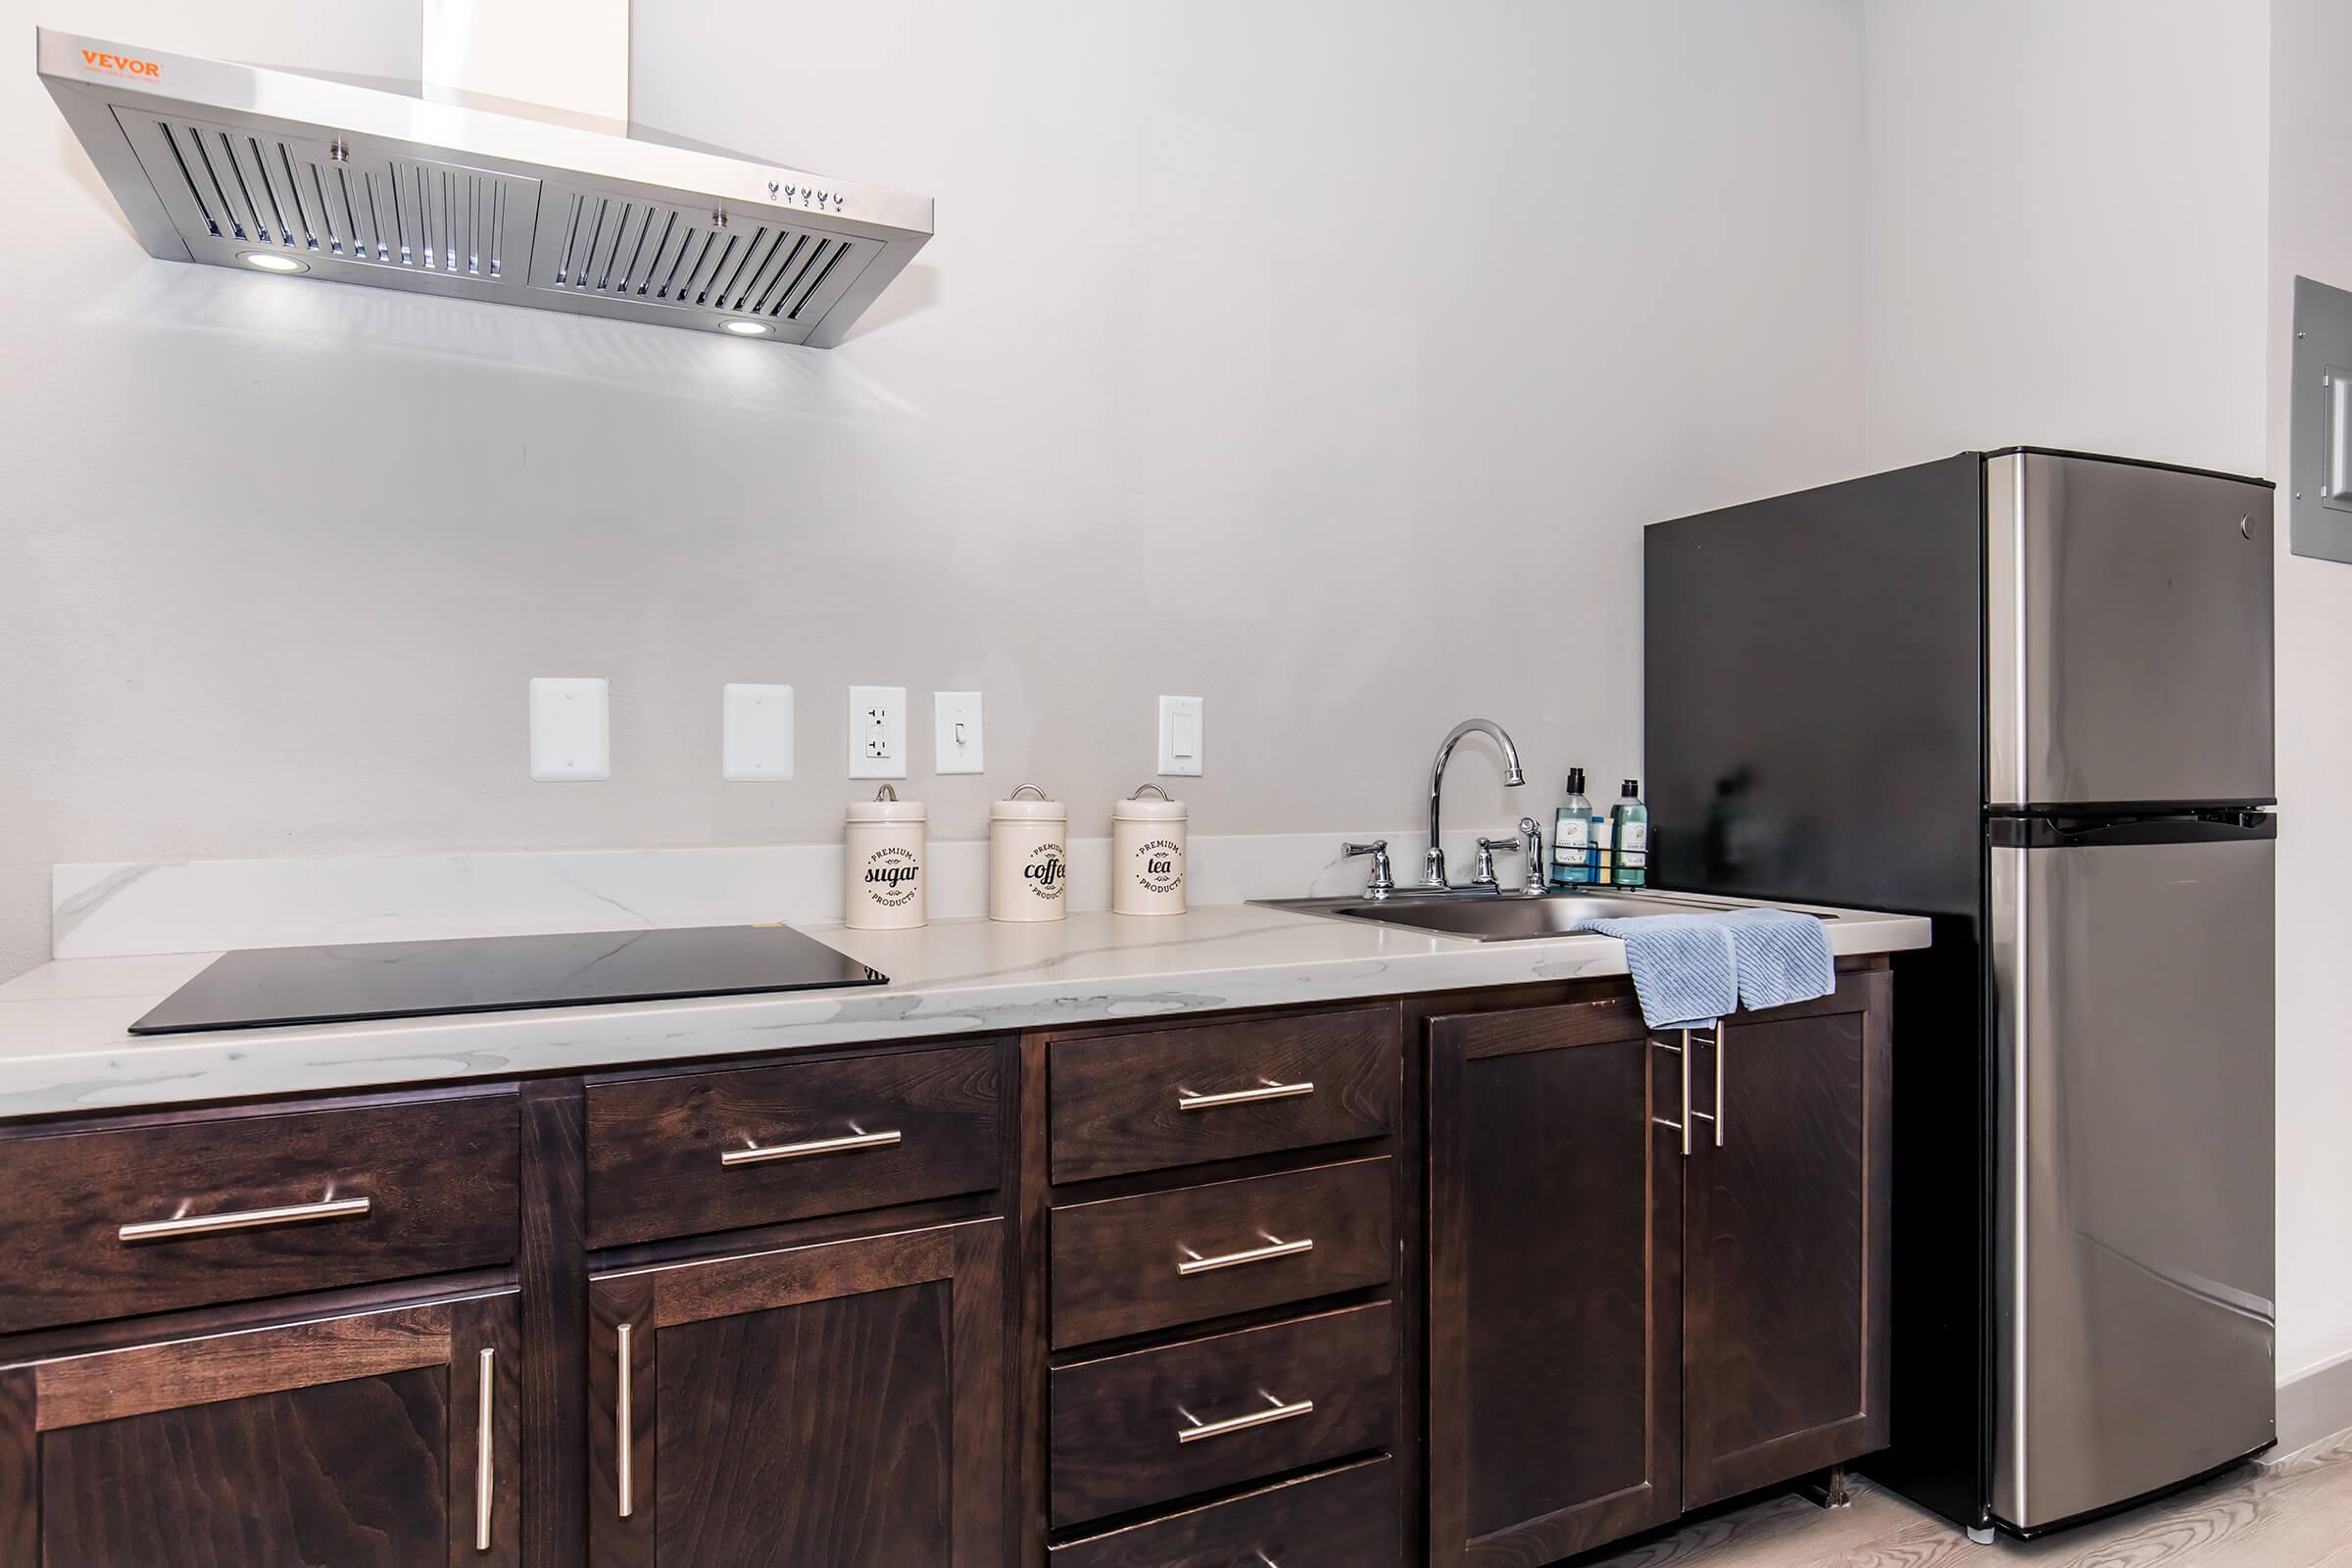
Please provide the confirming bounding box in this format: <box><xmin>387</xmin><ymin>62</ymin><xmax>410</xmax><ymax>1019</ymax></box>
<box><xmin>36</xmin><ymin>26</ymin><xmax>932</xmax><ymax>346</ymax></box>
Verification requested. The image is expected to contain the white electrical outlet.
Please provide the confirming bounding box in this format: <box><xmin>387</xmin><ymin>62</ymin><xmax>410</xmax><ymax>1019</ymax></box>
<box><xmin>849</xmin><ymin>685</ymin><xmax>907</xmax><ymax>779</ymax></box>
<box><xmin>935</xmin><ymin>691</ymin><xmax>984</xmax><ymax>774</ymax></box>
<box><xmin>1157</xmin><ymin>695</ymin><xmax>1204</xmax><ymax>776</ymax></box>
<box><xmin>529</xmin><ymin>677</ymin><xmax>611</xmax><ymax>782</ymax></box>
<box><xmin>721</xmin><ymin>684</ymin><xmax>795</xmax><ymax>781</ymax></box>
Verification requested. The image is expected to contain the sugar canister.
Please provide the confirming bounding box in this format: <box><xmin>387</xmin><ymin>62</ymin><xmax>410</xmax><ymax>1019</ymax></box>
<box><xmin>1111</xmin><ymin>784</ymin><xmax>1187</xmax><ymax>915</ymax></box>
<box><xmin>989</xmin><ymin>784</ymin><xmax>1067</xmax><ymax>921</ymax></box>
<box><xmin>845</xmin><ymin>786</ymin><xmax>927</xmax><ymax>930</ymax></box>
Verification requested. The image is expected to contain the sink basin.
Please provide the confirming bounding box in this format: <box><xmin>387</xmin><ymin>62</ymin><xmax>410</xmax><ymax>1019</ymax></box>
<box><xmin>1256</xmin><ymin>887</ymin><xmax>1825</xmax><ymax>943</ymax></box>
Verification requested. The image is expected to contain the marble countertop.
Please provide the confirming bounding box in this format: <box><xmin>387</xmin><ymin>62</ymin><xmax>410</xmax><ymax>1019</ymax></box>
<box><xmin>0</xmin><ymin>896</ymin><xmax>1930</xmax><ymax>1121</ymax></box>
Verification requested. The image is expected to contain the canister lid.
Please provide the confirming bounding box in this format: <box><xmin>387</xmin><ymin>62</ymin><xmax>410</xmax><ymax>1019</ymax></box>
<box><xmin>990</xmin><ymin>782</ymin><xmax>1064</xmax><ymax>822</ymax></box>
<box><xmin>1113</xmin><ymin>782</ymin><xmax>1186</xmax><ymax>821</ymax></box>
<box><xmin>847</xmin><ymin>783</ymin><xmax>927</xmax><ymax>823</ymax></box>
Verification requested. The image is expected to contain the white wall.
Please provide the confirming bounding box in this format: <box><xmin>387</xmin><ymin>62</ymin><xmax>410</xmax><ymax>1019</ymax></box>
<box><xmin>2267</xmin><ymin>0</ymin><xmax>2352</xmax><ymax>1396</ymax></box>
<box><xmin>0</xmin><ymin>0</ymin><xmax>1867</xmax><ymax>980</ymax></box>
<box><xmin>1860</xmin><ymin>0</ymin><xmax>2269</xmax><ymax>474</ymax></box>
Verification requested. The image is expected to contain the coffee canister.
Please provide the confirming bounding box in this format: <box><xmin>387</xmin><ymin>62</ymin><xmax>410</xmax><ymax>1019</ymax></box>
<box><xmin>845</xmin><ymin>786</ymin><xmax>927</xmax><ymax>930</ymax></box>
<box><xmin>990</xmin><ymin>784</ymin><xmax>1067</xmax><ymax>922</ymax></box>
<box><xmin>1112</xmin><ymin>784</ymin><xmax>1187</xmax><ymax>915</ymax></box>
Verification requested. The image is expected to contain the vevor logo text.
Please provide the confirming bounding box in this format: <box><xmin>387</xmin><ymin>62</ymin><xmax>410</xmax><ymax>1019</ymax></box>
<box><xmin>81</xmin><ymin>50</ymin><xmax>161</xmax><ymax>79</ymax></box>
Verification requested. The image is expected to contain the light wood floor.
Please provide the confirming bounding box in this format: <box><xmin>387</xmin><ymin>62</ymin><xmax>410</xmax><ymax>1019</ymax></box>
<box><xmin>1580</xmin><ymin>1429</ymin><xmax>2352</xmax><ymax>1567</ymax></box>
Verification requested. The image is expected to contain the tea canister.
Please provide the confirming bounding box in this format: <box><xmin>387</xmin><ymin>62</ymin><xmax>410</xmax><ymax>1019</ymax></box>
<box><xmin>845</xmin><ymin>786</ymin><xmax>927</xmax><ymax>930</ymax></box>
<box><xmin>990</xmin><ymin>784</ymin><xmax>1067</xmax><ymax>922</ymax></box>
<box><xmin>1112</xmin><ymin>784</ymin><xmax>1187</xmax><ymax>915</ymax></box>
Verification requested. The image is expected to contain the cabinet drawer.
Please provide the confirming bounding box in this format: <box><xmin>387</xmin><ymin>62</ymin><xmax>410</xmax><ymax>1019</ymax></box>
<box><xmin>0</xmin><ymin>1093</ymin><xmax>518</xmax><ymax>1333</ymax></box>
<box><xmin>1052</xmin><ymin>1158</ymin><xmax>1393</xmax><ymax>1348</ymax></box>
<box><xmin>1049</xmin><ymin>1301</ymin><xmax>1395</xmax><ymax>1528</ymax></box>
<box><xmin>585</xmin><ymin>1043</ymin><xmax>1002</xmax><ymax>1249</ymax></box>
<box><xmin>1051</xmin><ymin>1456</ymin><xmax>1400</xmax><ymax>1568</ymax></box>
<box><xmin>1050</xmin><ymin>1006</ymin><xmax>1398</xmax><ymax>1182</ymax></box>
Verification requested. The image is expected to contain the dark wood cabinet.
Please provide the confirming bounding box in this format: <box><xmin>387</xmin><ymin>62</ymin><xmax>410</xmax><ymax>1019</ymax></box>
<box><xmin>1426</xmin><ymin>968</ymin><xmax>1895</xmax><ymax>1564</ymax></box>
<box><xmin>587</xmin><ymin>1218</ymin><xmax>1007</xmax><ymax>1568</ymax></box>
<box><xmin>0</xmin><ymin>1289</ymin><xmax>520</xmax><ymax>1567</ymax></box>
<box><xmin>1681</xmin><ymin>969</ymin><xmax>1893</xmax><ymax>1507</ymax></box>
<box><xmin>1426</xmin><ymin>994</ymin><xmax>1684</xmax><ymax>1566</ymax></box>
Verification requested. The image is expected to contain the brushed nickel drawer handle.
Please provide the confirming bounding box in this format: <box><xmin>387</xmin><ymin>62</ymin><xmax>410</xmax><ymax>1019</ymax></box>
<box><xmin>1177</xmin><ymin>1391</ymin><xmax>1315</xmax><ymax>1444</ymax></box>
<box><xmin>475</xmin><ymin>1347</ymin><xmax>495</xmax><ymax>1552</ymax></box>
<box><xmin>1177</xmin><ymin>1237</ymin><xmax>1314</xmax><ymax>1276</ymax></box>
<box><xmin>117</xmin><ymin>1195</ymin><xmax>371</xmax><ymax>1243</ymax></box>
<box><xmin>720</xmin><ymin>1129</ymin><xmax>903</xmax><ymax>1167</ymax></box>
<box><xmin>1176</xmin><ymin>1080</ymin><xmax>1314</xmax><ymax>1112</ymax></box>
<box><xmin>616</xmin><ymin>1322</ymin><xmax>634</xmax><ymax>1519</ymax></box>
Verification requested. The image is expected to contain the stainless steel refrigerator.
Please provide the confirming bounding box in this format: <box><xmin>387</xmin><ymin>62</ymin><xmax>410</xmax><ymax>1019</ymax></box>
<box><xmin>1643</xmin><ymin>448</ymin><xmax>2276</xmax><ymax>1539</ymax></box>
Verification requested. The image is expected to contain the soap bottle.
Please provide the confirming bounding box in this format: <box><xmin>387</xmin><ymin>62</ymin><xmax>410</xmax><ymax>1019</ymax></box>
<box><xmin>1610</xmin><ymin>779</ymin><xmax>1649</xmax><ymax>888</ymax></box>
<box><xmin>1549</xmin><ymin>768</ymin><xmax>1594</xmax><ymax>887</ymax></box>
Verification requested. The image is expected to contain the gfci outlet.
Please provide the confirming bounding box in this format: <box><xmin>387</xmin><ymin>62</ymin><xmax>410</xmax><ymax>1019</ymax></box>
<box><xmin>849</xmin><ymin>685</ymin><xmax>907</xmax><ymax>779</ymax></box>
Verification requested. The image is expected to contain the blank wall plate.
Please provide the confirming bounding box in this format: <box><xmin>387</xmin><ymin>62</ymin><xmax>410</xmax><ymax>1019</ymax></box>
<box><xmin>935</xmin><ymin>691</ymin><xmax>984</xmax><ymax>774</ymax></box>
<box><xmin>721</xmin><ymin>684</ymin><xmax>795</xmax><ymax>781</ymax></box>
<box><xmin>849</xmin><ymin>685</ymin><xmax>907</xmax><ymax>779</ymax></box>
<box><xmin>529</xmin><ymin>677</ymin><xmax>610</xmax><ymax>781</ymax></box>
<box><xmin>1158</xmin><ymin>695</ymin><xmax>1204</xmax><ymax>776</ymax></box>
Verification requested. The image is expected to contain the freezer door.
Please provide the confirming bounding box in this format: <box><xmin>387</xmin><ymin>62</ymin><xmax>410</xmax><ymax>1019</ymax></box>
<box><xmin>1985</xmin><ymin>452</ymin><xmax>2275</xmax><ymax>808</ymax></box>
<box><xmin>1989</xmin><ymin>821</ymin><xmax>2275</xmax><ymax>1532</ymax></box>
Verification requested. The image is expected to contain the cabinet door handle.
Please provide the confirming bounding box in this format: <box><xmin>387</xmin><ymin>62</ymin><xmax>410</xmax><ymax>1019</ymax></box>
<box><xmin>1177</xmin><ymin>1392</ymin><xmax>1315</xmax><ymax>1444</ymax></box>
<box><xmin>720</xmin><ymin>1129</ymin><xmax>902</xmax><ymax>1167</ymax></box>
<box><xmin>616</xmin><ymin>1322</ymin><xmax>634</xmax><ymax>1519</ymax></box>
<box><xmin>117</xmin><ymin>1194</ymin><xmax>371</xmax><ymax>1243</ymax></box>
<box><xmin>1701</xmin><ymin>1023</ymin><xmax>1725</xmax><ymax>1147</ymax></box>
<box><xmin>1177</xmin><ymin>1236</ymin><xmax>1314</xmax><ymax>1276</ymax></box>
<box><xmin>475</xmin><ymin>1347</ymin><xmax>495</xmax><ymax>1552</ymax></box>
<box><xmin>1649</xmin><ymin>1034</ymin><xmax>1693</xmax><ymax>1155</ymax></box>
<box><xmin>1176</xmin><ymin>1080</ymin><xmax>1314</xmax><ymax>1112</ymax></box>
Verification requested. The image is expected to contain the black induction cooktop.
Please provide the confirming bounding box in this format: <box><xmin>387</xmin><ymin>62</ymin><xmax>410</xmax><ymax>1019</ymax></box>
<box><xmin>128</xmin><ymin>923</ymin><xmax>888</xmax><ymax>1035</ymax></box>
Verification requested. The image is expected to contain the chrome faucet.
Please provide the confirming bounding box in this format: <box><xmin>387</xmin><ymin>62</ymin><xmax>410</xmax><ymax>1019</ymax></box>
<box><xmin>1518</xmin><ymin>817</ymin><xmax>1547</xmax><ymax>894</ymax></box>
<box><xmin>1425</xmin><ymin>718</ymin><xmax>1527</xmax><ymax>889</ymax></box>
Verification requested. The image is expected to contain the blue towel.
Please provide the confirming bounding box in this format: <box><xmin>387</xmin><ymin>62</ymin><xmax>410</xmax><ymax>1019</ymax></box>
<box><xmin>1567</xmin><ymin>906</ymin><xmax>1834</xmax><ymax>1030</ymax></box>
<box><xmin>1566</xmin><ymin>913</ymin><xmax>1739</xmax><ymax>1030</ymax></box>
<box><xmin>1718</xmin><ymin>906</ymin><xmax>1836</xmax><ymax>1012</ymax></box>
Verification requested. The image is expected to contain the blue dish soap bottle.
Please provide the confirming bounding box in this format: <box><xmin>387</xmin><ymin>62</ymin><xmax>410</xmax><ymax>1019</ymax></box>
<box><xmin>1548</xmin><ymin>768</ymin><xmax>1593</xmax><ymax>887</ymax></box>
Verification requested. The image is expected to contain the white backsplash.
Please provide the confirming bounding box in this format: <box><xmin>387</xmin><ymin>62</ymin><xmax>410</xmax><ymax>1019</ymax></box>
<box><xmin>50</xmin><ymin>826</ymin><xmax>1530</xmax><ymax>958</ymax></box>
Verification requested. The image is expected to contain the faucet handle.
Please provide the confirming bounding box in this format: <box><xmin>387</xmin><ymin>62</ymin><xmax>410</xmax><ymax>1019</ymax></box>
<box><xmin>1343</xmin><ymin>839</ymin><xmax>1396</xmax><ymax>899</ymax></box>
<box><xmin>1472</xmin><ymin>836</ymin><xmax>1518</xmax><ymax>890</ymax></box>
<box><xmin>1518</xmin><ymin>817</ymin><xmax>1547</xmax><ymax>894</ymax></box>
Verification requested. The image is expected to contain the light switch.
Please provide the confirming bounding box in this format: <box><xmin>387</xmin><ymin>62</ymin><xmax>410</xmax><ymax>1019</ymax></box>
<box><xmin>935</xmin><ymin>691</ymin><xmax>984</xmax><ymax>774</ymax></box>
<box><xmin>849</xmin><ymin>685</ymin><xmax>907</xmax><ymax>779</ymax></box>
<box><xmin>529</xmin><ymin>677</ymin><xmax>610</xmax><ymax>781</ymax></box>
<box><xmin>721</xmin><ymin>684</ymin><xmax>795</xmax><ymax>781</ymax></box>
<box><xmin>1158</xmin><ymin>695</ymin><xmax>1204</xmax><ymax>776</ymax></box>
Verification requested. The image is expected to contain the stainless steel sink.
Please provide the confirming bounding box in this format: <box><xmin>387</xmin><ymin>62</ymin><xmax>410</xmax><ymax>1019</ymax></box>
<box><xmin>1255</xmin><ymin>887</ymin><xmax>1825</xmax><ymax>943</ymax></box>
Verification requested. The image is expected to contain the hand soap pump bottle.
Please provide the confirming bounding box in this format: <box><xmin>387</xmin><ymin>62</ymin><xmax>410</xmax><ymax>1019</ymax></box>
<box><xmin>1610</xmin><ymin>779</ymin><xmax>1649</xmax><ymax>888</ymax></box>
<box><xmin>1549</xmin><ymin>768</ymin><xmax>1594</xmax><ymax>887</ymax></box>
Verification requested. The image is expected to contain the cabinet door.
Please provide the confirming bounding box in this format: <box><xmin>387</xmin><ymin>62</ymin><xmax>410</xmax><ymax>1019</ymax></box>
<box><xmin>588</xmin><ymin>1218</ymin><xmax>1006</xmax><ymax>1568</ymax></box>
<box><xmin>1681</xmin><ymin>970</ymin><xmax>1893</xmax><ymax>1507</ymax></box>
<box><xmin>0</xmin><ymin>1291</ymin><xmax>519</xmax><ymax>1567</ymax></box>
<box><xmin>1427</xmin><ymin>994</ymin><xmax>1683</xmax><ymax>1566</ymax></box>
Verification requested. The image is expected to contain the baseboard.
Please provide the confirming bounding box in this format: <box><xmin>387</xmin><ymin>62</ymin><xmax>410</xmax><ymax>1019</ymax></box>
<box><xmin>2278</xmin><ymin>1350</ymin><xmax>2352</xmax><ymax>1455</ymax></box>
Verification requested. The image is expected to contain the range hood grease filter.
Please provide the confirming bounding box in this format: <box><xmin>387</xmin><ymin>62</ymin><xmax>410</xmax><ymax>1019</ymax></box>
<box><xmin>37</xmin><ymin>27</ymin><xmax>932</xmax><ymax>346</ymax></box>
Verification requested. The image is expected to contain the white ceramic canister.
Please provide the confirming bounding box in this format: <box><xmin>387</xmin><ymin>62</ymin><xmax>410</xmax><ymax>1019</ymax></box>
<box><xmin>1111</xmin><ymin>784</ymin><xmax>1188</xmax><ymax>915</ymax></box>
<box><xmin>989</xmin><ymin>784</ymin><xmax>1068</xmax><ymax>922</ymax></box>
<box><xmin>845</xmin><ymin>786</ymin><xmax>927</xmax><ymax>929</ymax></box>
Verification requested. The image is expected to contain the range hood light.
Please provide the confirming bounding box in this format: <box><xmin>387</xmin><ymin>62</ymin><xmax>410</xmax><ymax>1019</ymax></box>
<box><xmin>720</xmin><ymin>319</ymin><xmax>771</xmax><ymax>336</ymax></box>
<box><xmin>238</xmin><ymin>251</ymin><xmax>309</xmax><ymax>274</ymax></box>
